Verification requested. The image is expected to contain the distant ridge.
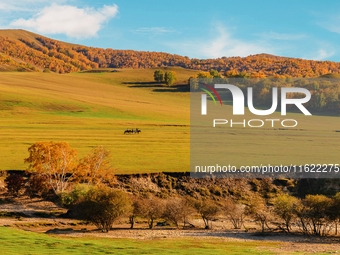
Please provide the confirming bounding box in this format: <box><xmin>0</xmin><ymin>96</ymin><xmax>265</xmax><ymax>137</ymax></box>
<box><xmin>0</xmin><ymin>29</ymin><xmax>340</xmax><ymax>77</ymax></box>
<box><xmin>0</xmin><ymin>29</ymin><xmax>80</xmax><ymax>47</ymax></box>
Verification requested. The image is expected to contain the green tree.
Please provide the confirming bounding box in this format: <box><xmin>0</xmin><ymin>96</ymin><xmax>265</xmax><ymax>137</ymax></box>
<box><xmin>245</xmin><ymin>196</ymin><xmax>272</xmax><ymax>232</ymax></box>
<box><xmin>296</xmin><ymin>194</ymin><xmax>333</xmax><ymax>236</ymax></box>
<box><xmin>164</xmin><ymin>71</ymin><xmax>177</xmax><ymax>86</ymax></box>
<box><xmin>273</xmin><ymin>194</ymin><xmax>299</xmax><ymax>233</ymax></box>
<box><xmin>153</xmin><ymin>70</ymin><xmax>164</xmax><ymax>82</ymax></box>
<box><xmin>311</xmin><ymin>92</ymin><xmax>326</xmax><ymax>110</ymax></box>
<box><xmin>209</xmin><ymin>69</ymin><xmax>221</xmax><ymax>78</ymax></box>
<box><xmin>74</xmin><ymin>187</ymin><xmax>131</xmax><ymax>232</ymax></box>
<box><xmin>330</xmin><ymin>192</ymin><xmax>340</xmax><ymax>235</ymax></box>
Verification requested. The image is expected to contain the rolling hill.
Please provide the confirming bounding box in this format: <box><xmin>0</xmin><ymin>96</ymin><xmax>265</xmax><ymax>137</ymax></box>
<box><xmin>0</xmin><ymin>68</ymin><xmax>340</xmax><ymax>173</ymax></box>
<box><xmin>0</xmin><ymin>67</ymin><xmax>199</xmax><ymax>172</ymax></box>
<box><xmin>0</xmin><ymin>29</ymin><xmax>340</xmax><ymax>173</ymax></box>
<box><xmin>1</xmin><ymin>29</ymin><xmax>340</xmax><ymax>77</ymax></box>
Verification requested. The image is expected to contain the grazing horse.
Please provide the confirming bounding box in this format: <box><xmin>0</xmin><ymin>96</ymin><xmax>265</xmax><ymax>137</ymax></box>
<box><xmin>124</xmin><ymin>129</ymin><xmax>132</xmax><ymax>134</ymax></box>
<box><xmin>124</xmin><ymin>128</ymin><xmax>141</xmax><ymax>134</ymax></box>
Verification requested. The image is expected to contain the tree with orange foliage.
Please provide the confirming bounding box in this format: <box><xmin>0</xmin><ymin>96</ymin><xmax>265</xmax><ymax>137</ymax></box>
<box><xmin>24</xmin><ymin>141</ymin><xmax>78</xmax><ymax>194</ymax></box>
<box><xmin>76</xmin><ymin>146</ymin><xmax>115</xmax><ymax>186</ymax></box>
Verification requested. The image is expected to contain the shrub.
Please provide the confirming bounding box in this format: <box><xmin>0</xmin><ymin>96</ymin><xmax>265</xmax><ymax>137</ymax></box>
<box><xmin>273</xmin><ymin>194</ymin><xmax>299</xmax><ymax>233</ymax></box>
<box><xmin>26</xmin><ymin>174</ymin><xmax>50</xmax><ymax>198</ymax></box>
<box><xmin>59</xmin><ymin>184</ymin><xmax>91</xmax><ymax>207</ymax></box>
<box><xmin>73</xmin><ymin>186</ymin><xmax>131</xmax><ymax>232</ymax></box>
<box><xmin>5</xmin><ymin>174</ymin><xmax>25</xmax><ymax>196</ymax></box>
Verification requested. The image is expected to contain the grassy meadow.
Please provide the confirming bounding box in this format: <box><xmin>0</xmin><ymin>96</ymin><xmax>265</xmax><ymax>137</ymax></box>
<box><xmin>0</xmin><ymin>67</ymin><xmax>196</xmax><ymax>173</ymax></box>
<box><xmin>0</xmin><ymin>68</ymin><xmax>340</xmax><ymax>173</ymax></box>
<box><xmin>0</xmin><ymin>227</ymin><xmax>279</xmax><ymax>255</ymax></box>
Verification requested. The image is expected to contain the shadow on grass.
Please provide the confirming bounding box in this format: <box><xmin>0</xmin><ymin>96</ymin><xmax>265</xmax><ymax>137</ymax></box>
<box><xmin>123</xmin><ymin>81</ymin><xmax>159</xmax><ymax>85</ymax></box>
<box><xmin>185</xmin><ymin>230</ymin><xmax>340</xmax><ymax>244</ymax></box>
<box><xmin>124</xmin><ymin>81</ymin><xmax>190</xmax><ymax>92</ymax></box>
<box><xmin>152</xmin><ymin>84</ymin><xmax>190</xmax><ymax>93</ymax></box>
<box><xmin>44</xmin><ymin>227</ymin><xmax>340</xmax><ymax>245</ymax></box>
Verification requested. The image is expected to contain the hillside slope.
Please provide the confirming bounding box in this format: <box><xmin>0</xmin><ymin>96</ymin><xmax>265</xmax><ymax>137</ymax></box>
<box><xmin>1</xmin><ymin>69</ymin><xmax>340</xmax><ymax>172</ymax></box>
<box><xmin>0</xmin><ymin>69</ymin><xmax>194</xmax><ymax>172</ymax></box>
<box><xmin>1</xmin><ymin>29</ymin><xmax>340</xmax><ymax>77</ymax></box>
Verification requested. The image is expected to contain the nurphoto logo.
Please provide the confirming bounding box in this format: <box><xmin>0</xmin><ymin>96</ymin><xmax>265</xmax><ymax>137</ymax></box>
<box><xmin>199</xmin><ymin>82</ymin><xmax>312</xmax><ymax>128</ymax></box>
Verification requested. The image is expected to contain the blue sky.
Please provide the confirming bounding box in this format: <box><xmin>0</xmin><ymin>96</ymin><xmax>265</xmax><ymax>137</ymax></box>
<box><xmin>1</xmin><ymin>0</ymin><xmax>340</xmax><ymax>61</ymax></box>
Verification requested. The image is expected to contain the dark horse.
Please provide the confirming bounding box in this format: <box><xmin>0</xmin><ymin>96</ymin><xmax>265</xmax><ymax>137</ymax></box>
<box><xmin>124</xmin><ymin>128</ymin><xmax>141</xmax><ymax>134</ymax></box>
<box><xmin>124</xmin><ymin>129</ymin><xmax>132</xmax><ymax>134</ymax></box>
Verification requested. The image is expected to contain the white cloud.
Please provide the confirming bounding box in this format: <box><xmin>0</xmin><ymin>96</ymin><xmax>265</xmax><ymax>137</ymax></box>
<box><xmin>132</xmin><ymin>27</ymin><xmax>176</xmax><ymax>35</ymax></box>
<box><xmin>317</xmin><ymin>14</ymin><xmax>340</xmax><ymax>34</ymax></box>
<box><xmin>167</xmin><ymin>24</ymin><xmax>271</xmax><ymax>59</ymax></box>
<box><xmin>305</xmin><ymin>48</ymin><xmax>335</xmax><ymax>61</ymax></box>
<box><xmin>10</xmin><ymin>3</ymin><xmax>118</xmax><ymax>38</ymax></box>
<box><xmin>165</xmin><ymin>24</ymin><xmax>337</xmax><ymax>61</ymax></box>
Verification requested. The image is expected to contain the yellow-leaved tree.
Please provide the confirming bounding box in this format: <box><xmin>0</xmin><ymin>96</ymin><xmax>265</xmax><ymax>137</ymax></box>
<box><xmin>76</xmin><ymin>146</ymin><xmax>115</xmax><ymax>186</ymax></box>
<box><xmin>24</xmin><ymin>141</ymin><xmax>78</xmax><ymax>194</ymax></box>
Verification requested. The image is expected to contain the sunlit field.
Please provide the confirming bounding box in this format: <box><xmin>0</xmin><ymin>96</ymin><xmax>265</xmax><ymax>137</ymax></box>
<box><xmin>0</xmin><ymin>68</ymin><xmax>339</xmax><ymax>173</ymax></box>
<box><xmin>0</xmin><ymin>68</ymin><xmax>195</xmax><ymax>173</ymax></box>
<box><xmin>0</xmin><ymin>227</ymin><xmax>279</xmax><ymax>255</ymax></box>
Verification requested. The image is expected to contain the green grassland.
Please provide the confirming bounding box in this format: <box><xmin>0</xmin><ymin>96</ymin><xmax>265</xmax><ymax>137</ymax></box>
<box><xmin>0</xmin><ymin>227</ymin><xmax>279</xmax><ymax>255</ymax></box>
<box><xmin>0</xmin><ymin>67</ymin><xmax>196</xmax><ymax>172</ymax></box>
<box><xmin>0</xmin><ymin>68</ymin><xmax>340</xmax><ymax>173</ymax></box>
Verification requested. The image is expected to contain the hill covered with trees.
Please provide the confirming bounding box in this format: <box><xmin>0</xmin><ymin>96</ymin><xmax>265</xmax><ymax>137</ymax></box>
<box><xmin>1</xmin><ymin>29</ymin><xmax>340</xmax><ymax>77</ymax></box>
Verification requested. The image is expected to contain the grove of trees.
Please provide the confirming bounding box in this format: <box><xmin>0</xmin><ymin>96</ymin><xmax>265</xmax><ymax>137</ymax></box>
<box><xmin>4</xmin><ymin>141</ymin><xmax>340</xmax><ymax>235</ymax></box>
<box><xmin>153</xmin><ymin>70</ymin><xmax>177</xmax><ymax>86</ymax></box>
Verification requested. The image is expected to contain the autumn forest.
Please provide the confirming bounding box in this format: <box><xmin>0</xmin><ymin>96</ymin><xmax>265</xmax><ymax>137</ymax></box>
<box><xmin>1</xmin><ymin>29</ymin><xmax>340</xmax><ymax>78</ymax></box>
